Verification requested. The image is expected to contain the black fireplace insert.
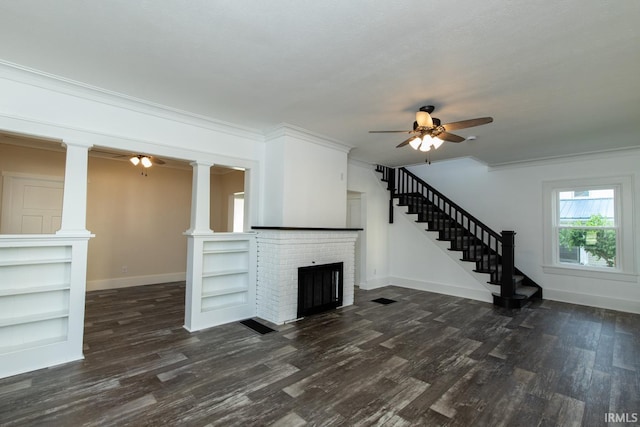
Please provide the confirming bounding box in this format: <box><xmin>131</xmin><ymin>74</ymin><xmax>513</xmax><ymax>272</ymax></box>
<box><xmin>297</xmin><ymin>262</ymin><xmax>343</xmax><ymax>318</ymax></box>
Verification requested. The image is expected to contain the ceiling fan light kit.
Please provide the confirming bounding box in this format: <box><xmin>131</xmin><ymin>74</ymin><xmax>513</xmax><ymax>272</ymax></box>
<box><xmin>129</xmin><ymin>155</ymin><xmax>153</xmax><ymax>168</ymax></box>
<box><xmin>140</xmin><ymin>156</ymin><xmax>153</xmax><ymax>168</ymax></box>
<box><xmin>369</xmin><ymin>105</ymin><xmax>493</xmax><ymax>157</ymax></box>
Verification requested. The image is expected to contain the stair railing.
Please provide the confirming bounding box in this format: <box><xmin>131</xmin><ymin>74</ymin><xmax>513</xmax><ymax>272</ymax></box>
<box><xmin>376</xmin><ymin>165</ymin><xmax>515</xmax><ymax>295</ymax></box>
<box><xmin>375</xmin><ymin>165</ymin><xmax>396</xmax><ymax>224</ymax></box>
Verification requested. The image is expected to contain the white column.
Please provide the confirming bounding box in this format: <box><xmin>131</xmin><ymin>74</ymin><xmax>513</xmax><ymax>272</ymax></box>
<box><xmin>57</xmin><ymin>140</ymin><xmax>92</xmax><ymax>236</ymax></box>
<box><xmin>186</xmin><ymin>161</ymin><xmax>214</xmax><ymax>235</ymax></box>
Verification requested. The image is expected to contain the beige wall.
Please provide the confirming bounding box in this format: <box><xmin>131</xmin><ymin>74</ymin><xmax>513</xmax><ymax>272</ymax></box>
<box><xmin>86</xmin><ymin>154</ymin><xmax>192</xmax><ymax>282</ymax></box>
<box><xmin>1</xmin><ymin>141</ymin><xmax>243</xmax><ymax>286</ymax></box>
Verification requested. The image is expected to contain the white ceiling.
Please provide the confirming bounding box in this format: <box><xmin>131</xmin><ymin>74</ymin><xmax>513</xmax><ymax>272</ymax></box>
<box><xmin>1</xmin><ymin>1</ymin><xmax>638</xmax><ymax>167</ymax></box>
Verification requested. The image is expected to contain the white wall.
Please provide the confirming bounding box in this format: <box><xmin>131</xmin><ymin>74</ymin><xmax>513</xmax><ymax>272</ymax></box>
<box><xmin>388</xmin><ymin>203</ymin><xmax>494</xmax><ymax>302</ymax></box>
<box><xmin>406</xmin><ymin>151</ymin><xmax>640</xmax><ymax>313</ymax></box>
<box><xmin>346</xmin><ymin>162</ymin><xmax>390</xmax><ymax>289</ymax></box>
<box><xmin>264</xmin><ymin>125</ymin><xmax>349</xmax><ymax>228</ymax></box>
<box><xmin>347</xmin><ymin>161</ymin><xmax>494</xmax><ymax>300</ymax></box>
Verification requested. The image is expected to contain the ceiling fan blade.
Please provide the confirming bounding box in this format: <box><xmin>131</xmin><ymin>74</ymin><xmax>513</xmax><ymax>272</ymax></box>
<box><xmin>438</xmin><ymin>132</ymin><xmax>466</xmax><ymax>143</ymax></box>
<box><xmin>442</xmin><ymin>117</ymin><xmax>493</xmax><ymax>131</ymax></box>
<box><xmin>396</xmin><ymin>135</ymin><xmax>419</xmax><ymax>148</ymax></box>
<box><xmin>151</xmin><ymin>157</ymin><xmax>165</xmax><ymax>165</ymax></box>
<box><xmin>369</xmin><ymin>130</ymin><xmax>413</xmax><ymax>134</ymax></box>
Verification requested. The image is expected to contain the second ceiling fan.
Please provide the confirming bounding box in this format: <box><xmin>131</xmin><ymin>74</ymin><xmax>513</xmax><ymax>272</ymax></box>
<box><xmin>370</xmin><ymin>105</ymin><xmax>493</xmax><ymax>152</ymax></box>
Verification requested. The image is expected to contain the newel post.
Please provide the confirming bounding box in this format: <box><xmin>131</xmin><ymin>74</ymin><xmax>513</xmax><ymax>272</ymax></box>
<box><xmin>500</xmin><ymin>230</ymin><xmax>516</xmax><ymax>298</ymax></box>
<box><xmin>388</xmin><ymin>168</ymin><xmax>395</xmax><ymax>224</ymax></box>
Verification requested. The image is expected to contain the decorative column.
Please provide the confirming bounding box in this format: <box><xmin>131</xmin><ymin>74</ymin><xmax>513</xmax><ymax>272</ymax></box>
<box><xmin>186</xmin><ymin>161</ymin><xmax>214</xmax><ymax>235</ymax></box>
<box><xmin>56</xmin><ymin>140</ymin><xmax>92</xmax><ymax>236</ymax></box>
<box><xmin>184</xmin><ymin>161</ymin><xmax>213</xmax><ymax>331</ymax></box>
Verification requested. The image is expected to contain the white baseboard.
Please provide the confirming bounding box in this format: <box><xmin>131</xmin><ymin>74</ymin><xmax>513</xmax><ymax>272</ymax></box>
<box><xmin>359</xmin><ymin>276</ymin><xmax>390</xmax><ymax>290</ymax></box>
<box><xmin>360</xmin><ymin>277</ymin><xmax>639</xmax><ymax>314</ymax></box>
<box><xmin>87</xmin><ymin>272</ymin><xmax>186</xmax><ymax>291</ymax></box>
<box><xmin>544</xmin><ymin>289</ymin><xmax>640</xmax><ymax>314</ymax></box>
<box><xmin>389</xmin><ymin>276</ymin><xmax>493</xmax><ymax>303</ymax></box>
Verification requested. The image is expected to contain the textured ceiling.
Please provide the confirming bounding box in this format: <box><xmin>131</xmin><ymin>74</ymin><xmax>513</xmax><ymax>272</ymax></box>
<box><xmin>1</xmin><ymin>1</ymin><xmax>638</xmax><ymax>166</ymax></box>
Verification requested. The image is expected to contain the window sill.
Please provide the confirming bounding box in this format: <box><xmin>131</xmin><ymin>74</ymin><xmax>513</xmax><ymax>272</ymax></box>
<box><xmin>542</xmin><ymin>265</ymin><xmax>638</xmax><ymax>283</ymax></box>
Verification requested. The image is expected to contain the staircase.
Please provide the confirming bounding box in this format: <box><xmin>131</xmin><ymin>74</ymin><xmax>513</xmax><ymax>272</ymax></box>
<box><xmin>376</xmin><ymin>165</ymin><xmax>542</xmax><ymax>309</ymax></box>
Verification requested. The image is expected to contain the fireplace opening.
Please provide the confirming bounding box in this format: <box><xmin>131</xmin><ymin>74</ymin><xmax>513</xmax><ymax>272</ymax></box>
<box><xmin>297</xmin><ymin>262</ymin><xmax>343</xmax><ymax>318</ymax></box>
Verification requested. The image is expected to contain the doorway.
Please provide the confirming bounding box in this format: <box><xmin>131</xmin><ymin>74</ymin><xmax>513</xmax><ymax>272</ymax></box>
<box><xmin>347</xmin><ymin>191</ymin><xmax>365</xmax><ymax>287</ymax></box>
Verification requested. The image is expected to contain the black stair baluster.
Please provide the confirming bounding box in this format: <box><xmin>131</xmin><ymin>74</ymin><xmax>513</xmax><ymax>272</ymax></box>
<box><xmin>374</xmin><ymin>165</ymin><xmax>542</xmax><ymax>309</ymax></box>
<box><xmin>388</xmin><ymin>167</ymin><xmax>395</xmax><ymax>224</ymax></box>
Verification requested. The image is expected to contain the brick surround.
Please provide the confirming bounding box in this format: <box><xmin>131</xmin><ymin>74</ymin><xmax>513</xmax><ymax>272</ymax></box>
<box><xmin>255</xmin><ymin>229</ymin><xmax>358</xmax><ymax>324</ymax></box>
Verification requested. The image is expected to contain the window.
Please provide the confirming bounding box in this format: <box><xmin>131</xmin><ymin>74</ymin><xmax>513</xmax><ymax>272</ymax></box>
<box><xmin>557</xmin><ymin>188</ymin><xmax>616</xmax><ymax>268</ymax></box>
<box><xmin>232</xmin><ymin>192</ymin><xmax>244</xmax><ymax>232</ymax></box>
<box><xmin>543</xmin><ymin>176</ymin><xmax>636</xmax><ymax>282</ymax></box>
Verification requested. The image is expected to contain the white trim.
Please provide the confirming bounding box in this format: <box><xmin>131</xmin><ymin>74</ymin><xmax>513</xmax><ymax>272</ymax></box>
<box><xmin>0</xmin><ymin>112</ymin><xmax>258</xmax><ymax>169</ymax></box>
<box><xmin>265</xmin><ymin>123</ymin><xmax>353</xmax><ymax>154</ymax></box>
<box><xmin>87</xmin><ymin>272</ymin><xmax>186</xmax><ymax>292</ymax></box>
<box><xmin>388</xmin><ymin>276</ymin><xmax>493</xmax><ymax>303</ymax></box>
<box><xmin>489</xmin><ymin>146</ymin><xmax>640</xmax><ymax>170</ymax></box>
<box><xmin>347</xmin><ymin>157</ymin><xmax>375</xmax><ymax>169</ymax></box>
<box><xmin>544</xmin><ymin>288</ymin><xmax>640</xmax><ymax>314</ymax></box>
<box><xmin>1</xmin><ymin>171</ymin><xmax>64</xmax><ymax>181</ymax></box>
<box><xmin>359</xmin><ymin>277</ymin><xmax>390</xmax><ymax>290</ymax></box>
<box><xmin>0</xmin><ymin>60</ymin><xmax>263</xmax><ymax>142</ymax></box>
<box><xmin>541</xmin><ymin>265</ymin><xmax>637</xmax><ymax>283</ymax></box>
<box><xmin>542</xmin><ymin>175</ymin><xmax>636</xmax><ymax>280</ymax></box>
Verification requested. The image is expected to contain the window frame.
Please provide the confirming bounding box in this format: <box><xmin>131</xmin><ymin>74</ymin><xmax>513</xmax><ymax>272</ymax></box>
<box><xmin>542</xmin><ymin>176</ymin><xmax>637</xmax><ymax>282</ymax></box>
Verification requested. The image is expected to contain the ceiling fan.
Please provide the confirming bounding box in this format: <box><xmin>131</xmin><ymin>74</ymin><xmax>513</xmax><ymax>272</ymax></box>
<box><xmin>90</xmin><ymin>149</ymin><xmax>166</xmax><ymax>176</ymax></box>
<box><xmin>91</xmin><ymin>149</ymin><xmax>166</xmax><ymax>166</ymax></box>
<box><xmin>369</xmin><ymin>105</ymin><xmax>493</xmax><ymax>153</ymax></box>
<box><xmin>126</xmin><ymin>154</ymin><xmax>165</xmax><ymax>167</ymax></box>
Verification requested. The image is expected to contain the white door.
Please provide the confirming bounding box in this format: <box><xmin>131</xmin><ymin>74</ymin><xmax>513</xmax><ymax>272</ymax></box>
<box><xmin>347</xmin><ymin>193</ymin><xmax>364</xmax><ymax>287</ymax></box>
<box><xmin>1</xmin><ymin>173</ymin><xmax>63</xmax><ymax>234</ymax></box>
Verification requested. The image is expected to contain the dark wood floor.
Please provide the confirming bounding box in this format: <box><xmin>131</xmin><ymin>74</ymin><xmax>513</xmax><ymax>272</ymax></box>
<box><xmin>0</xmin><ymin>283</ymin><xmax>638</xmax><ymax>426</ymax></box>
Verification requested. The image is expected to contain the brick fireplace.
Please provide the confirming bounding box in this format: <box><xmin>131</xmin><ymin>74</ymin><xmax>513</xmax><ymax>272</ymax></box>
<box><xmin>253</xmin><ymin>227</ymin><xmax>360</xmax><ymax>325</ymax></box>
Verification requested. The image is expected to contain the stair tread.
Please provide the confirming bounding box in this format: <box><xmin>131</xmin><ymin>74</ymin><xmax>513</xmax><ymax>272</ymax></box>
<box><xmin>515</xmin><ymin>284</ymin><xmax>539</xmax><ymax>298</ymax></box>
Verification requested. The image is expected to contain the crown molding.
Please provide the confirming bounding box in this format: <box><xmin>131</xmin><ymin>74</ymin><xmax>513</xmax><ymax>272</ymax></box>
<box><xmin>347</xmin><ymin>157</ymin><xmax>375</xmax><ymax>169</ymax></box>
<box><xmin>265</xmin><ymin>123</ymin><xmax>353</xmax><ymax>154</ymax></box>
<box><xmin>488</xmin><ymin>146</ymin><xmax>640</xmax><ymax>171</ymax></box>
<box><xmin>0</xmin><ymin>60</ymin><xmax>264</xmax><ymax>142</ymax></box>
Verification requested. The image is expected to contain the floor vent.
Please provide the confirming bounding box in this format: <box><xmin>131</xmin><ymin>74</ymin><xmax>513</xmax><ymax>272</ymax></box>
<box><xmin>372</xmin><ymin>297</ymin><xmax>397</xmax><ymax>305</ymax></box>
<box><xmin>240</xmin><ymin>319</ymin><xmax>276</xmax><ymax>335</ymax></box>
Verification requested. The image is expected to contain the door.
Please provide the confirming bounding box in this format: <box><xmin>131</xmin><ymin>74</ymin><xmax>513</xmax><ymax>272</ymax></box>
<box><xmin>347</xmin><ymin>192</ymin><xmax>364</xmax><ymax>287</ymax></box>
<box><xmin>1</xmin><ymin>173</ymin><xmax>63</xmax><ymax>234</ymax></box>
